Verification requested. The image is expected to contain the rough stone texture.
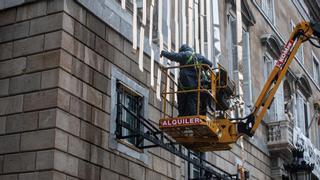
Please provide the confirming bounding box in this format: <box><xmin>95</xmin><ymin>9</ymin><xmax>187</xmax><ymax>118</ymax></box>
<box><xmin>57</xmin><ymin>89</ymin><xmax>70</xmax><ymax>111</ymax></box>
<box><xmin>16</xmin><ymin>1</ymin><xmax>47</xmax><ymax>21</ymax></box>
<box><xmin>71</xmin><ymin>57</ymin><xmax>93</xmax><ymax>84</ymax></box>
<box><xmin>59</xmin><ymin>50</ymin><xmax>73</xmax><ymax>72</ymax></box>
<box><xmin>61</xmin><ymin>31</ymin><xmax>74</xmax><ymax>54</ymax></box>
<box><xmin>0</xmin><ymin>79</ymin><xmax>9</xmax><ymax>96</ymax></box>
<box><xmin>39</xmin><ymin>171</ymin><xmax>67</xmax><ymax>180</ymax></box>
<box><xmin>0</xmin><ymin>155</ymin><xmax>3</xmax><ymax>172</ymax></box>
<box><xmin>0</xmin><ymin>134</ymin><xmax>20</xmax><ymax>154</ymax></box>
<box><xmin>36</xmin><ymin>150</ymin><xmax>54</xmax><ymax>170</ymax></box>
<box><xmin>102</xmin><ymin>94</ymin><xmax>111</xmax><ymax>113</ymax></box>
<box><xmin>0</xmin><ymin>95</ymin><xmax>23</xmax><ymax>115</ymax></box>
<box><xmin>19</xmin><ymin>171</ymin><xmax>66</xmax><ymax>180</ymax></box>
<box><xmin>86</xmin><ymin>13</ymin><xmax>105</xmax><ymax>38</ymax></box>
<box><xmin>39</xmin><ymin>109</ymin><xmax>56</xmax><ymax>128</ymax></box>
<box><xmin>105</xmin><ymin>25</ymin><xmax>123</xmax><ymax>52</ymax></box>
<box><xmin>26</xmin><ymin>50</ymin><xmax>60</xmax><ymax>73</ymax></box>
<box><xmin>55</xmin><ymin>129</ymin><xmax>68</xmax><ymax>152</ymax></box>
<box><xmin>44</xmin><ymin>31</ymin><xmax>62</xmax><ymax>50</ymax></box>
<box><xmin>100</xmin><ymin>168</ymin><xmax>119</xmax><ymax>180</ymax></box>
<box><xmin>23</xmin><ymin>89</ymin><xmax>58</xmax><ymax>111</ymax></box>
<box><xmin>41</xmin><ymin>69</ymin><xmax>59</xmax><ymax>89</ymax></box>
<box><xmin>77</xmin><ymin>159</ymin><xmax>100</xmax><ymax>180</ymax></box>
<box><xmin>91</xmin><ymin>107</ymin><xmax>109</xmax><ymax>131</ymax></box>
<box><xmin>6</xmin><ymin>112</ymin><xmax>38</xmax><ymax>133</ymax></box>
<box><xmin>94</xmin><ymin>36</ymin><xmax>114</xmax><ymax>62</ymax></box>
<box><xmin>69</xmin><ymin>96</ymin><xmax>91</xmax><ymax>121</ymax></box>
<box><xmin>59</xmin><ymin>69</ymin><xmax>82</xmax><ymax>97</ymax></box>
<box><xmin>62</xmin><ymin>13</ymin><xmax>74</xmax><ymax>35</ymax></box>
<box><xmin>72</xmin><ymin>39</ymin><xmax>85</xmax><ymax>61</ymax></box>
<box><xmin>80</xmin><ymin>121</ymin><xmax>101</xmax><ymax>146</ymax></box>
<box><xmin>0</xmin><ymin>57</ymin><xmax>26</xmax><ymax>78</ymax></box>
<box><xmin>0</xmin><ymin>174</ymin><xmax>18</xmax><ymax>180</ymax></box>
<box><xmin>54</xmin><ymin>150</ymin><xmax>78</xmax><ymax>177</ymax></box>
<box><xmin>84</xmin><ymin>46</ymin><xmax>104</xmax><ymax>73</ymax></box>
<box><xmin>9</xmin><ymin>72</ymin><xmax>41</xmax><ymax>94</ymax></box>
<box><xmin>48</xmin><ymin>0</ymin><xmax>86</xmax><ymax>24</ymax></box>
<box><xmin>74</xmin><ymin>21</ymin><xmax>95</xmax><ymax>49</ymax></box>
<box><xmin>0</xmin><ymin>21</ymin><xmax>29</xmax><ymax>43</ymax></box>
<box><xmin>0</xmin><ymin>8</ymin><xmax>16</xmax><ymax>26</ymax></box>
<box><xmin>56</xmin><ymin>109</ymin><xmax>80</xmax><ymax>136</ymax></box>
<box><xmin>0</xmin><ymin>117</ymin><xmax>5</xmax><ymax>134</ymax></box>
<box><xmin>90</xmin><ymin>145</ymin><xmax>110</xmax><ymax>168</ymax></box>
<box><xmin>82</xmin><ymin>83</ymin><xmax>102</xmax><ymax>108</ymax></box>
<box><xmin>0</xmin><ymin>42</ymin><xmax>13</xmax><ymax>60</ymax></box>
<box><xmin>109</xmin><ymin>154</ymin><xmax>129</xmax><ymax>176</ymax></box>
<box><xmin>93</xmin><ymin>71</ymin><xmax>109</xmax><ymax>94</ymax></box>
<box><xmin>129</xmin><ymin>162</ymin><xmax>146</xmax><ymax>180</ymax></box>
<box><xmin>21</xmin><ymin>129</ymin><xmax>55</xmax><ymax>151</ymax></box>
<box><xmin>3</xmin><ymin>152</ymin><xmax>36</xmax><ymax>173</ymax></box>
<box><xmin>68</xmin><ymin>135</ymin><xmax>90</xmax><ymax>160</ymax></box>
<box><xmin>30</xmin><ymin>13</ymin><xmax>63</xmax><ymax>35</ymax></box>
<box><xmin>13</xmin><ymin>35</ymin><xmax>44</xmax><ymax>57</ymax></box>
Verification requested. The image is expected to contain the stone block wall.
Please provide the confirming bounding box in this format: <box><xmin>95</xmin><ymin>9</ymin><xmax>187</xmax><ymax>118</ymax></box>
<box><xmin>0</xmin><ymin>0</ymin><xmax>272</xmax><ymax>179</ymax></box>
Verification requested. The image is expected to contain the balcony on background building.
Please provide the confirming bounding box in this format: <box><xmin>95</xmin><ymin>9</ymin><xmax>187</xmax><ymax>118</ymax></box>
<box><xmin>267</xmin><ymin>119</ymin><xmax>294</xmax><ymax>156</ymax></box>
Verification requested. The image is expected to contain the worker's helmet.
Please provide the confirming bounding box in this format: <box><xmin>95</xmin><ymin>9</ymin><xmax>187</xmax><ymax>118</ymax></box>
<box><xmin>179</xmin><ymin>44</ymin><xmax>193</xmax><ymax>52</ymax></box>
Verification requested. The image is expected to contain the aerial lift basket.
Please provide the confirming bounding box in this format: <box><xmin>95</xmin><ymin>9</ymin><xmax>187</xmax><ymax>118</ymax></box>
<box><xmin>159</xmin><ymin>64</ymin><xmax>238</xmax><ymax>151</ymax></box>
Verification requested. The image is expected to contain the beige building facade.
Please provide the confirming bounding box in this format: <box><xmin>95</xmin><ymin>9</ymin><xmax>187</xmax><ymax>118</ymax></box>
<box><xmin>0</xmin><ymin>0</ymin><xmax>319</xmax><ymax>180</ymax></box>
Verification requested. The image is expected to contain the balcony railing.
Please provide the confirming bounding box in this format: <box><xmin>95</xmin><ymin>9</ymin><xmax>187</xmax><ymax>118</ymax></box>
<box><xmin>267</xmin><ymin>119</ymin><xmax>294</xmax><ymax>155</ymax></box>
<box><xmin>267</xmin><ymin>119</ymin><xmax>320</xmax><ymax>178</ymax></box>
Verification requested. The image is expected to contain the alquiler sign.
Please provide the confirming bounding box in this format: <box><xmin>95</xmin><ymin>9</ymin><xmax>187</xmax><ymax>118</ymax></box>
<box><xmin>160</xmin><ymin>117</ymin><xmax>202</xmax><ymax>127</ymax></box>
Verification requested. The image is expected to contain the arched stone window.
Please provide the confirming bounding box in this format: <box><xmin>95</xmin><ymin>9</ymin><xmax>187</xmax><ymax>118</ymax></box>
<box><xmin>295</xmin><ymin>75</ymin><xmax>312</xmax><ymax>136</ymax></box>
<box><xmin>261</xmin><ymin>34</ymin><xmax>284</xmax><ymax>121</ymax></box>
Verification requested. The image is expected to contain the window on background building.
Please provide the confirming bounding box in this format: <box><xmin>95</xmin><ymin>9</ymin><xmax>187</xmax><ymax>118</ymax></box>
<box><xmin>296</xmin><ymin>91</ymin><xmax>310</xmax><ymax>137</ymax></box>
<box><xmin>291</xmin><ymin>20</ymin><xmax>304</xmax><ymax>64</ymax></box>
<box><xmin>188</xmin><ymin>151</ymin><xmax>205</xmax><ymax>179</ymax></box>
<box><xmin>226</xmin><ymin>14</ymin><xmax>238</xmax><ymax>118</ymax></box>
<box><xmin>116</xmin><ymin>82</ymin><xmax>144</xmax><ymax>147</ymax></box>
<box><xmin>263</xmin><ymin>53</ymin><xmax>277</xmax><ymax>121</ymax></box>
<box><xmin>261</xmin><ymin>0</ymin><xmax>275</xmax><ymax>24</ymax></box>
<box><xmin>117</xmin><ymin>0</ymin><xmax>134</xmax><ymax>13</ymax></box>
<box><xmin>242</xmin><ymin>30</ymin><xmax>253</xmax><ymax>115</ymax></box>
<box><xmin>226</xmin><ymin>12</ymin><xmax>253</xmax><ymax>117</ymax></box>
<box><xmin>313</xmin><ymin>54</ymin><xmax>320</xmax><ymax>86</ymax></box>
<box><xmin>227</xmin><ymin>14</ymin><xmax>237</xmax><ymax>81</ymax></box>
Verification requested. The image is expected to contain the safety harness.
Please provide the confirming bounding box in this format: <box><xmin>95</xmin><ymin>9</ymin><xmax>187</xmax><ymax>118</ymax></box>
<box><xmin>179</xmin><ymin>52</ymin><xmax>211</xmax><ymax>89</ymax></box>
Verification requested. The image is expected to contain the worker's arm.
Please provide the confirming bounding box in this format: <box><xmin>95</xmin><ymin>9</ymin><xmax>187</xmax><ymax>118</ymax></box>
<box><xmin>196</xmin><ymin>54</ymin><xmax>213</xmax><ymax>68</ymax></box>
<box><xmin>160</xmin><ymin>50</ymin><xmax>191</xmax><ymax>64</ymax></box>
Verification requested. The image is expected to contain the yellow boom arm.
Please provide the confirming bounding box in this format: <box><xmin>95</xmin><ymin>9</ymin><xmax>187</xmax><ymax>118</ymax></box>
<box><xmin>239</xmin><ymin>21</ymin><xmax>320</xmax><ymax>136</ymax></box>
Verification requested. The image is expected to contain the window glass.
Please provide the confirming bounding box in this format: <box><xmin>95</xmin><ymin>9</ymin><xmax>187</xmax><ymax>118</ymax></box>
<box><xmin>188</xmin><ymin>151</ymin><xmax>205</xmax><ymax>179</ymax></box>
<box><xmin>261</xmin><ymin>0</ymin><xmax>275</xmax><ymax>23</ymax></box>
<box><xmin>296</xmin><ymin>92</ymin><xmax>309</xmax><ymax>136</ymax></box>
<box><xmin>264</xmin><ymin>54</ymin><xmax>277</xmax><ymax>121</ymax></box>
<box><xmin>117</xmin><ymin>82</ymin><xmax>143</xmax><ymax>147</ymax></box>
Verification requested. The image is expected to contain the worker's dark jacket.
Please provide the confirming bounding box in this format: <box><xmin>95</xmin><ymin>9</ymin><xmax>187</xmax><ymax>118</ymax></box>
<box><xmin>161</xmin><ymin>50</ymin><xmax>212</xmax><ymax>89</ymax></box>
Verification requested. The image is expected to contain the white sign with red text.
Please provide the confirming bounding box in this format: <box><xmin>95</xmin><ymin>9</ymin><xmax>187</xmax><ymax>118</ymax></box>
<box><xmin>160</xmin><ymin>117</ymin><xmax>202</xmax><ymax>127</ymax></box>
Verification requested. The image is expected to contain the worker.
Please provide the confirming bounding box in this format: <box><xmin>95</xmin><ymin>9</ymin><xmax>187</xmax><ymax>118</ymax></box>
<box><xmin>160</xmin><ymin>44</ymin><xmax>213</xmax><ymax>116</ymax></box>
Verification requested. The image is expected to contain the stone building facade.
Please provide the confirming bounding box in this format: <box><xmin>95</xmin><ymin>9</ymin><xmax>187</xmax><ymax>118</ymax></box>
<box><xmin>0</xmin><ymin>0</ymin><xmax>319</xmax><ymax>180</ymax></box>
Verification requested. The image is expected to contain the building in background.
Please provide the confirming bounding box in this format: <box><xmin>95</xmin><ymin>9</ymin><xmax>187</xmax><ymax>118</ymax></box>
<box><xmin>0</xmin><ymin>0</ymin><xmax>319</xmax><ymax>179</ymax></box>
